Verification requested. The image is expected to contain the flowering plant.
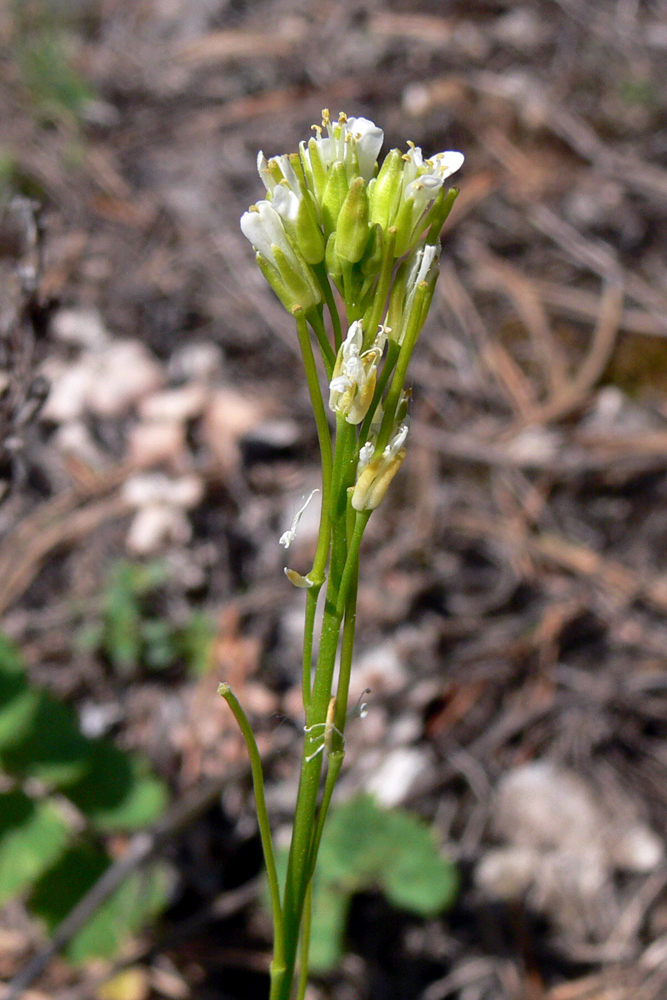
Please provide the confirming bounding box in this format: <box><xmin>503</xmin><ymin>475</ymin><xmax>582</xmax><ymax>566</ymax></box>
<box><xmin>220</xmin><ymin>110</ymin><xmax>462</xmax><ymax>999</ymax></box>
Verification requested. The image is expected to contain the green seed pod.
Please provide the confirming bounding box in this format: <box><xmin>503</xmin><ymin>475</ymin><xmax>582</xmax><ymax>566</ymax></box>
<box><xmin>386</xmin><ymin>259</ymin><xmax>408</xmax><ymax>341</ymax></box>
<box><xmin>334</xmin><ymin>177</ymin><xmax>370</xmax><ymax>264</ymax></box>
<box><xmin>369</xmin><ymin>148</ymin><xmax>404</xmax><ymax>230</ymax></box>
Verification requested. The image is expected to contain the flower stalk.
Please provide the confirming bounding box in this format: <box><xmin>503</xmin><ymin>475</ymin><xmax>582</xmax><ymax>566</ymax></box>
<box><xmin>221</xmin><ymin>109</ymin><xmax>462</xmax><ymax>999</ymax></box>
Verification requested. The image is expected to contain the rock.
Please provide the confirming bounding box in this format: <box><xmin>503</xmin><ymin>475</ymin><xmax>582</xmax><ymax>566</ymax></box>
<box><xmin>128</xmin><ymin>420</ymin><xmax>186</xmax><ymax>468</ymax></box>
<box><xmin>168</xmin><ymin>341</ymin><xmax>224</xmax><ymax>382</ymax></box>
<box><xmin>126</xmin><ymin>504</ymin><xmax>193</xmax><ymax>554</ymax></box>
<box><xmin>122</xmin><ymin>472</ymin><xmax>204</xmax><ymax>509</ymax></box>
<box><xmin>41</xmin><ymin>339</ymin><xmax>164</xmax><ymax>422</ymax></box>
<box><xmin>51</xmin><ymin>307</ymin><xmax>109</xmax><ymax>349</ymax></box>
<box><xmin>202</xmin><ymin>388</ymin><xmax>265</xmax><ymax>475</ymax></box>
<box><xmin>54</xmin><ymin>420</ymin><xmax>109</xmax><ymax>469</ymax></box>
<box><xmin>138</xmin><ymin>383</ymin><xmax>208</xmax><ymax>423</ymax></box>
<box><xmin>365</xmin><ymin>746</ymin><xmax>430</xmax><ymax>807</ymax></box>
<box><xmin>475</xmin><ymin>846</ymin><xmax>539</xmax><ymax>901</ymax></box>
<box><xmin>348</xmin><ymin>640</ymin><xmax>407</xmax><ymax>703</ymax></box>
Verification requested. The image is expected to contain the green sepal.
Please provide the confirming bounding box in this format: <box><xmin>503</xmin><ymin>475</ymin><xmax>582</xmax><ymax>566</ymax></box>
<box><xmin>272</xmin><ymin>244</ymin><xmax>321</xmax><ymax>310</ymax></box>
<box><xmin>306</xmin><ymin>136</ymin><xmax>328</xmax><ymax>204</ymax></box>
<box><xmin>325</xmin><ymin>231</ymin><xmax>344</xmax><ymax>291</ymax></box>
<box><xmin>360</xmin><ymin>222</ymin><xmax>383</xmax><ymax>277</ymax></box>
<box><xmin>335</xmin><ymin>177</ymin><xmax>370</xmax><ymax>264</ymax></box>
<box><xmin>255</xmin><ymin>252</ymin><xmax>298</xmax><ymax>313</ymax></box>
<box><xmin>369</xmin><ymin>148</ymin><xmax>404</xmax><ymax>230</ymax></box>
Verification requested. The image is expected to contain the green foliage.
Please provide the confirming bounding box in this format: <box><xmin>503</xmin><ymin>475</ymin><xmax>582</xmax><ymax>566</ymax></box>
<box><xmin>80</xmin><ymin>560</ymin><xmax>215</xmax><ymax>678</ymax></box>
<box><xmin>277</xmin><ymin>794</ymin><xmax>458</xmax><ymax>973</ymax></box>
<box><xmin>15</xmin><ymin>27</ymin><xmax>94</xmax><ymax>124</ymax></box>
<box><xmin>0</xmin><ymin>635</ymin><xmax>170</xmax><ymax>963</ymax></box>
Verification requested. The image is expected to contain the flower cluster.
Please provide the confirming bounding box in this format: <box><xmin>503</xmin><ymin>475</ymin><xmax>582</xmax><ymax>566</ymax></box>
<box><xmin>241</xmin><ymin>110</ymin><xmax>463</xmax><ymax>517</ymax></box>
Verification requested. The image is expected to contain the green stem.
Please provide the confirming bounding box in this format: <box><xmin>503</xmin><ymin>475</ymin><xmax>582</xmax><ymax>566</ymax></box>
<box><xmin>308</xmin><ymin>307</ymin><xmax>336</xmax><ymax>379</ymax></box>
<box><xmin>362</xmin><ymin>227</ymin><xmax>397</xmax><ymax>344</ymax></box>
<box><xmin>314</xmin><ymin>262</ymin><xmax>344</xmax><ymax>350</ymax></box>
<box><xmin>334</xmin><ymin>562</ymin><xmax>359</xmax><ymax>737</ymax></box>
<box><xmin>374</xmin><ymin>282</ymin><xmax>429</xmax><ymax>455</ymax></box>
<box><xmin>217</xmin><ymin>684</ymin><xmax>285</xmax><ymax>978</ymax></box>
<box><xmin>358</xmin><ymin>338</ymin><xmax>400</xmax><ymax>449</ymax></box>
<box><xmin>295</xmin><ymin>880</ymin><xmax>313</xmax><ymax>1000</ymax></box>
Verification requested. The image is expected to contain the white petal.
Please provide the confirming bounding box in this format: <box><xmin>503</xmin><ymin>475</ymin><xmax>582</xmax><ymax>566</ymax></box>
<box><xmin>240</xmin><ymin>209</ymin><xmax>276</xmax><ymax>265</ymax></box>
<box><xmin>272</xmin><ymin>184</ymin><xmax>300</xmax><ymax>223</ymax></box>
<box><xmin>431</xmin><ymin>150</ymin><xmax>464</xmax><ymax>180</ymax></box>
<box><xmin>347</xmin><ymin>116</ymin><xmax>384</xmax><ymax>179</ymax></box>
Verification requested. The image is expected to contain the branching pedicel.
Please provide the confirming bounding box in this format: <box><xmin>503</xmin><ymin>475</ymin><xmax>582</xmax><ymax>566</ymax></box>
<box><xmin>219</xmin><ymin>110</ymin><xmax>463</xmax><ymax>999</ymax></box>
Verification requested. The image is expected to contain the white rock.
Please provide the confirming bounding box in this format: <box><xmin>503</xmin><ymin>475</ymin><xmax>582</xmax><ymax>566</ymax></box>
<box><xmin>348</xmin><ymin>640</ymin><xmax>407</xmax><ymax>703</ymax></box>
<box><xmin>611</xmin><ymin>824</ymin><xmax>664</xmax><ymax>873</ymax></box>
<box><xmin>40</xmin><ymin>340</ymin><xmax>164</xmax><ymax>422</ymax></box>
<box><xmin>55</xmin><ymin>420</ymin><xmax>108</xmax><ymax>468</ymax></box>
<box><xmin>138</xmin><ymin>383</ymin><xmax>208</xmax><ymax>423</ymax></box>
<box><xmin>506</xmin><ymin>427</ymin><xmax>561</xmax><ymax>464</ymax></box>
<box><xmin>365</xmin><ymin>746</ymin><xmax>429</xmax><ymax>807</ymax></box>
<box><xmin>493</xmin><ymin>761</ymin><xmax>599</xmax><ymax>850</ymax></box>
<box><xmin>475</xmin><ymin>846</ymin><xmax>540</xmax><ymax>901</ymax></box>
<box><xmin>168</xmin><ymin>342</ymin><xmax>224</xmax><ymax>382</ymax></box>
<box><xmin>51</xmin><ymin>307</ymin><xmax>109</xmax><ymax>349</ymax></box>
<box><xmin>40</xmin><ymin>359</ymin><xmax>94</xmax><ymax>422</ymax></box>
<box><xmin>126</xmin><ymin>503</ymin><xmax>192</xmax><ymax>554</ymax></box>
<box><xmin>246</xmin><ymin>418</ymin><xmax>301</xmax><ymax>449</ymax></box>
<box><xmin>128</xmin><ymin>420</ymin><xmax>186</xmax><ymax>468</ymax></box>
<box><xmin>122</xmin><ymin>472</ymin><xmax>204</xmax><ymax>509</ymax></box>
<box><xmin>87</xmin><ymin>341</ymin><xmax>164</xmax><ymax>416</ymax></box>
<box><xmin>202</xmin><ymin>388</ymin><xmax>265</xmax><ymax>474</ymax></box>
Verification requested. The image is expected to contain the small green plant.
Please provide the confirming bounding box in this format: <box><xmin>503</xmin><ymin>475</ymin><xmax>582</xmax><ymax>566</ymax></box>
<box><xmin>277</xmin><ymin>795</ymin><xmax>457</xmax><ymax>973</ymax></box>
<box><xmin>79</xmin><ymin>559</ymin><xmax>215</xmax><ymax>678</ymax></box>
<box><xmin>0</xmin><ymin>635</ymin><xmax>170</xmax><ymax>963</ymax></box>
<box><xmin>219</xmin><ymin>109</ymin><xmax>464</xmax><ymax>997</ymax></box>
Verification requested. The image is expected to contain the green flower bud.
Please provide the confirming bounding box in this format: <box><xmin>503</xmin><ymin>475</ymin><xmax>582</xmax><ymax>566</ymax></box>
<box><xmin>392</xmin><ymin>195</ymin><xmax>417</xmax><ymax>258</ymax></box>
<box><xmin>368</xmin><ymin>148</ymin><xmax>403</xmax><ymax>231</ymax></box>
<box><xmin>272</xmin><ymin>244</ymin><xmax>322</xmax><ymax>311</ymax></box>
<box><xmin>321</xmin><ymin>160</ymin><xmax>348</xmax><ymax>236</ymax></box>
<box><xmin>334</xmin><ymin>177</ymin><xmax>370</xmax><ymax>264</ymax></box>
<box><xmin>255</xmin><ymin>252</ymin><xmax>300</xmax><ymax>313</ymax></box>
<box><xmin>295</xmin><ymin>190</ymin><xmax>325</xmax><ymax>264</ymax></box>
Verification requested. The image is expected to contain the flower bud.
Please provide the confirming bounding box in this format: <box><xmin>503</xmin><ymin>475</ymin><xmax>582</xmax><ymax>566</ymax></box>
<box><xmin>334</xmin><ymin>177</ymin><xmax>370</xmax><ymax>264</ymax></box>
<box><xmin>295</xmin><ymin>191</ymin><xmax>325</xmax><ymax>264</ymax></box>
<box><xmin>368</xmin><ymin>148</ymin><xmax>404</xmax><ymax>231</ymax></box>
<box><xmin>321</xmin><ymin>160</ymin><xmax>348</xmax><ymax>236</ymax></box>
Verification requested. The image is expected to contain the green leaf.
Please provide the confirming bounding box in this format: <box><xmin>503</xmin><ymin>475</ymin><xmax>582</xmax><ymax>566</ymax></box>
<box><xmin>308</xmin><ymin>886</ymin><xmax>349</xmax><ymax>973</ymax></box>
<box><xmin>1</xmin><ymin>691</ymin><xmax>92</xmax><ymax>787</ymax></box>
<box><xmin>380</xmin><ymin>811</ymin><xmax>458</xmax><ymax>916</ymax></box>
<box><xmin>0</xmin><ymin>636</ymin><xmax>39</xmax><ymax>749</ymax></box>
<box><xmin>0</xmin><ymin>791</ymin><xmax>70</xmax><ymax>906</ymax></box>
<box><xmin>302</xmin><ymin>794</ymin><xmax>459</xmax><ymax>972</ymax></box>
<box><xmin>67</xmin><ymin>741</ymin><xmax>168</xmax><ymax>832</ymax></box>
<box><xmin>29</xmin><ymin>847</ymin><xmax>172</xmax><ymax>964</ymax></box>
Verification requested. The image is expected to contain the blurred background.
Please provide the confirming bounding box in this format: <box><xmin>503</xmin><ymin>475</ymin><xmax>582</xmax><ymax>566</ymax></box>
<box><xmin>3</xmin><ymin>1</ymin><xmax>667</xmax><ymax>999</ymax></box>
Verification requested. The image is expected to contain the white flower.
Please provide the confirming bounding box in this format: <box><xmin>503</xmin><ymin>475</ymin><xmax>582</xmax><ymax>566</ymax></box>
<box><xmin>240</xmin><ymin>200</ymin><xmax>298</xmax><ymax>269</ymax></box>
<box><xmin>398</xmin><ymin>144</ymin><xmax>464</xmax><ymax>244</ymax></box>
<box><xmin>302</xmin><ymin>110</ymin><xmax>384</xmax><ymax>185</ymax></box>
<box><xmin>329</xmin><ymin>322</ymin><xmax>386</xmax><ymax>424</ymax></box>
